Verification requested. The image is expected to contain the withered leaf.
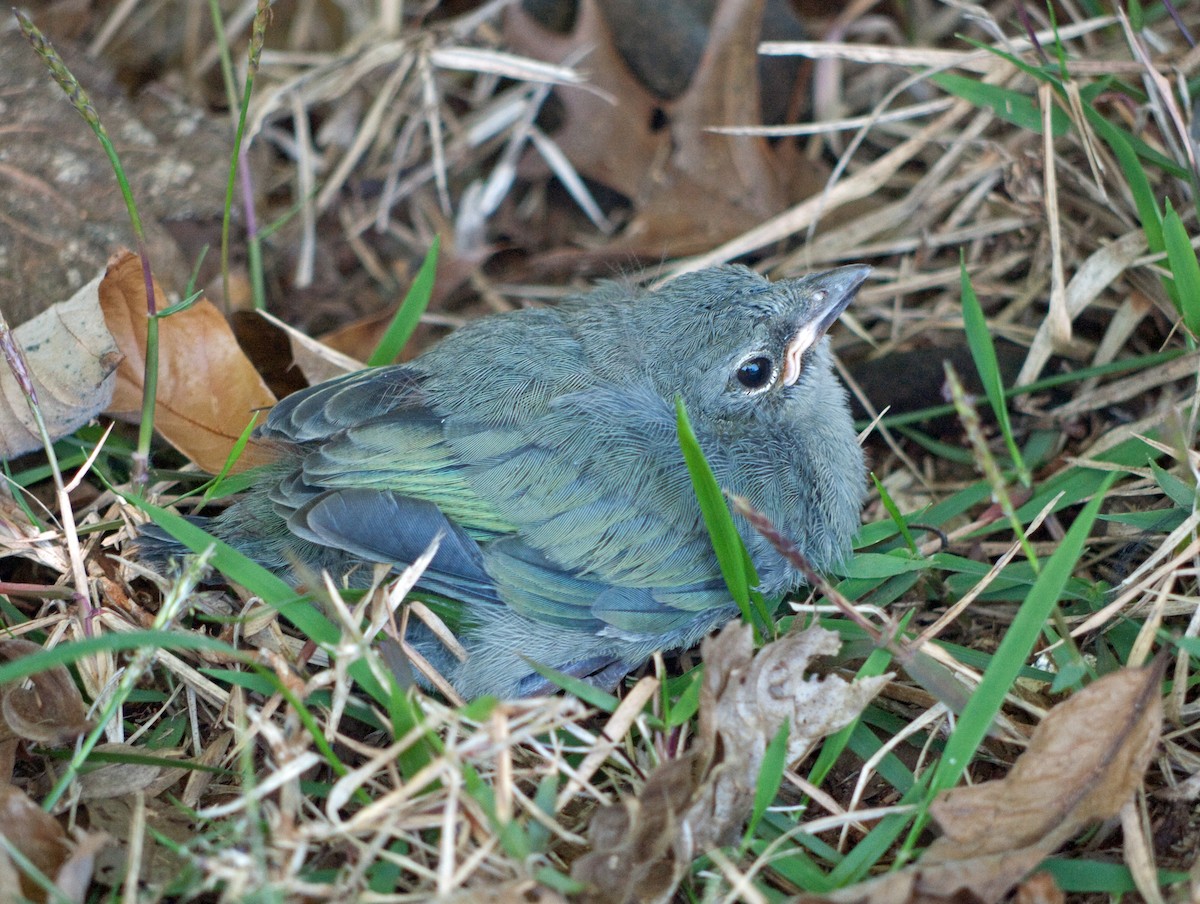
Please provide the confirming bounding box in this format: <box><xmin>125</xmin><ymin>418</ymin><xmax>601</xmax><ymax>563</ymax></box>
<box><xmin>0</xmin><ymin>638</ymin><xmax>94</xmax><ymax>747</ymax></box>
<box><xmin>926</xmin><ymin>664</ymin><xmax>1162</xmax><ymax>861</ymax></box>
<box><xmin>89</xmin><ymin>796</ymin><xmax>192</xmax><ymax>890</ymax></box>
<box><xmin>0</xmin><ymin>783</ymin><xmax>69</xmax><ymax>903</ymax></box>
<box><xmin>100</xmin><ymin>250</ymin><xmax>277</xmax><ymax>473</ymax></box>
<box><xmin>237</xmin><ymin>309</ymin><xmax>361</xmax><ymax>388</ymax></box>
<box><xmin>0</xmin><ymin>273</ymin><xmax>120</xmax><ymax>459</ymax></box>
<box><xmin>52</xmin><ymin>829</ymin><xmax>109</xmax><ymax>904</ymax></box>
<box><xmin>505</xmin><ymin>0</ymin><xmax>792</xmax><ymax>255</ymax></box>
<box><xmin>77</xmin><ymin>742</ymin><xmax>188</xmax><ymax>801</ymax></box>
<box><xmin>573</xmin><ymin>623</ymin><xmax>889</xmax><ymax>904</ymax></box>
<box><xmin>793</xmin><ymin>665</ymin><xmax>1163</xmax><ymax>904</ymax></box>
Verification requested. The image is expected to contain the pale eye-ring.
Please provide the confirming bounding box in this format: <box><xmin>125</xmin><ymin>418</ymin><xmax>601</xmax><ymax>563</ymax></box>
<box><xmin>735</xmin><ymin>355</ymin><xmax>775</xmax><ymax>391</ymax></box>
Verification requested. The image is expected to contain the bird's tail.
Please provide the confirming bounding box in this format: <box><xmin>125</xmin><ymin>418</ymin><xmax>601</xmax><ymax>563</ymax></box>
<box><xmin>129</xmin><ymin>517</ymin><xmax>216</xmax><ymax>572</ymax></box>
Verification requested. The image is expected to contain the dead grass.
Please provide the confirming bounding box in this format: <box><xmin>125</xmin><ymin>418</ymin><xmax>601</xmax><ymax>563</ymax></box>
<box><xmin>2</xmin><ymin>1</ymin><xmax>1200</xmax><ymax>901</ymax></box>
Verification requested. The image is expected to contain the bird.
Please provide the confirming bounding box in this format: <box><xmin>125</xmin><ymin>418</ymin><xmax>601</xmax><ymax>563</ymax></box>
<box><xmin>169</xmin><ymin>264</ymin><xmax>868</xmax><ymax>698</ymax></box>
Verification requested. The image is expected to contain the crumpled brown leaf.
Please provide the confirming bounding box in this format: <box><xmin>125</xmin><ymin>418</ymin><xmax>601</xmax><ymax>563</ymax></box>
<box><xmin>793</xmin><ymin>664</ymin><xmax>1164</xmax><ymax>904</ymax></box>
<box><xmin>0</xmin><ymin>783</ymin><xmax>108</xmax><ymax>903</ymax></box>
<box><xmin>0</xmin><ymin>638</ymin><xmax>94</xmax><ymax>749</ymax></box>
<box><xmin>572</xmin><ymin>622</ymin><xmax>890</xmax><ymax>904</ymax></box>
<box><xmin>233</xmin><ymin>309</ymin><xmax>361</xmax><ymax>390</ymax></box>
<box><xmin>77</xmin><ymin>743</ymin><xmax>188</xmax><ymax>802</ymax></box>
<box><xmin>0</xmin><ymin>274</ymin><xmax>121</xmax><ymax>459</ymax></box>
<box><xmin>100</xmin><ymin>251</ymin><xmax>277</xmax><ymax>473</ymax></box>
<box><xmin>506</xmin><ymin>0</ymin><xmax>803</xmax><ymax>256</ymax></box>
<box><xmin>0</xmin><ymin>782</ymin><xmax>69</xmax><ymax>902</ymax></box>
<box><xmin>89</xmin><ymin>795</ymin><xmax>193</xmax><ymax>890</ymax></box>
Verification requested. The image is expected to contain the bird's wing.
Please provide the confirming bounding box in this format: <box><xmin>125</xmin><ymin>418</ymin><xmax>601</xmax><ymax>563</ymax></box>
<box><xmin>257</xmin><ymin>359</ymin><xmax>733</xmax><ymax>634</ymax></box>
<box><xmin>259</xmin><ymin>366</ymin><xmax>429</xmax><ymax>442</ymax></box>
<box><xmin>443</xmin><ymin>380</ymin><xmax>734</xmax><ymax>632</ymax></box>
<box><xmin>261</xmin><ymin>365</ymin><xmax>515</xmax><ymax>538</ymax></box>
<box><xmin>283</xmin><ymin>487</ymin><xmax>503</xmax><ymax>604</ymax></box>
<box><xmin>483</xmin><ymin>538</ymin><xmax>732</xmax><ymax>636</ymax></box>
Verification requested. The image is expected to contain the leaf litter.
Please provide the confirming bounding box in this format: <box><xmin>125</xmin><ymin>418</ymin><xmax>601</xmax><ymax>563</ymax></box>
<box><xmin>0</xmin><ymin>0</ymin><xmax>1198</xmax><ymax>901</ymax></box>
<box><xmin>572</xmin><ymin>623</ymin><xmax>889</xmax><ymax>904</ymax></box>
<box><xmin>793</xmin><ymin>665</ymin><xmax>1163</xmax><ymax>904</ymax></box>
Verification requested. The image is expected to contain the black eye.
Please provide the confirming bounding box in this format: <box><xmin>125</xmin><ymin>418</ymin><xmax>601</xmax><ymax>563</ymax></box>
<box><xmin>735</xmin><ymin>356</ymin><xmax>774</xmax><ymax>390</ymax></box>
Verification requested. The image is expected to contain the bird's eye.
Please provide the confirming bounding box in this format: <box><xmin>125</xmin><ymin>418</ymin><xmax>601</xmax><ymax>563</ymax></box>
<box><xmin>735</xmin><ymin>355</ymin><xmax>774</xmax><ymax>391</ymax></box>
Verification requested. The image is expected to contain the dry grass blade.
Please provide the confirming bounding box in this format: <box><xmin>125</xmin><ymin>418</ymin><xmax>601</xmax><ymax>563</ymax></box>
<box><xmin>4</xmin><ymin>1</ymin><xmax>1200</xmax><ymax>900</ymax></box>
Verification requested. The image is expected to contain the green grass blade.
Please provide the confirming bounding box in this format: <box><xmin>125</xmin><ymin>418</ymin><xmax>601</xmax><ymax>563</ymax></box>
<box><xmin>0</xmin><ymin>630</ymin><xmax>244</xmax><ymax>686</ymax></box>
<box><xmin>927</xmin><ymin>471</ymin><xmax>1118</xmax><ymax>795</ymax></box>
<box><xmin>120</xmin><ymin>493</ymin><xmax>437</xmax><ymax>775</ymax></box>
<box><xmin>675</xmin><ymin>397</ymin><xmax>760</xmax><ymax>624</ymax></box>
<box><xmin>1162</xmin><ymin>200</ymin><xmax>1200</xmax><ymax>336</ymax></box>
<box><xmin>369</xmin><ymin>236</ymin><xmax>442</xmax><ymax>366</ymax></box>
<box><xmin>871</xmin><ymin>473</ymin><xmax>916</xmax><ymax>551</ymax></box>
<box><xmin>202</xmin><ymin>412</ymin><xmax>261</xmax><ymax>502</ymax></box>
<box><xmin>743</xmin><ymin>719</ymin><xmax>789</xmax><ymax>848</ymax></box>
<box><xmin>126</xmin><ymin>493</ymin><xmax>299</xmax><ymax>609</ymax></box>
<box><xmin>930</xmin><ymin>72</ymin><xmax>1069</xmax><ymax>135</ymax></box>
<box><xmin>1086</xmin><ymin>111</ymin><xmax>1164</xmax><ymax>252</ymax></box>
<box><xmin>807</xmin><ymin>643</ymin><xmax>897</xmax><ymax>787</ymax></box>
<box><xmin>861</xmin><ymin>348</ymin><xmax>1187</xmax><ymax>431</ymax></box>
<box><xmin>525</xmin><ymin>659</ymin><xmax>620</xmax><ymax>713</ymax></box>
<box><xmin>1150</xmin><ymin>460</ymin><xmax>1197</xmax><ymax>509</ymax></box>
<box><xmin>959</xmin><ymin>259</ymin><xmax>1030</xmax><ymax>485</ymax></box>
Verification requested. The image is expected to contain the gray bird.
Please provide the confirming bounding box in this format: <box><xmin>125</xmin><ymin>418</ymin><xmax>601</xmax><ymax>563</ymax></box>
<box><xmin>188</xmin><ymin>264</ymin><xmax>868</xmax><ymax>698</ymax></box>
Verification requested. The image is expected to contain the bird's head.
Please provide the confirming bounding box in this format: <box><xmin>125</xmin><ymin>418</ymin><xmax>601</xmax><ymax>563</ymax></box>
<box><xmin>633</xmin><ymin>264</ymin><xmax>870</xmax><ymax>425</ymax></box>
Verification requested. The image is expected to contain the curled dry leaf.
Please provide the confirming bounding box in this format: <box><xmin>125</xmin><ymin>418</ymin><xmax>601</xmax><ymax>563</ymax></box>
<box><xmin>51</xmin><ymin>829</ymin><xmax>109</xmax><ymax>904</ymax></box>
<box><xmin>0</xmin><ymin>273</ymin><xmax>120</xmax><ymax>459</ymax></box>
<box><xmin>794</xmin><ymin>665</ymin><xmax>1163</xmax><ymax>904</ymax></box>
<box><xmin>572</xmin><ymin>622</ymin><xmax>889</xmax><ymax>904</ymax></box>
<box><xmin>0</xmin><ymin>783</ymin><xmax>69</xmax><ymax>902</ymax></box>
<box><xmin>240</xmin><ymin>309</ymin><xmax>361</xmax><ymax>387</ymax></box>
<box><xmin>0</xmin><ymin>638</ymin><xmax>94</xmax><ymax>747</ymax></box>
<box><xmin>505</xmin><ymin>0</ymin><xmax>793</xmax><ymax>255</ymax></box>
<box><xmin>99</xmin><ymin>251</ymin><xmax>277</xmax><ymax>473</ymax></box>
<box><xmin>76</xmin><ymin>743</ymin><xmax>188</xmax><ymax>801</ymax></box>
<box><xmin>89</xmin><ymin>796</ymin><xmax>193</xmax><ymax>890</ymax></box>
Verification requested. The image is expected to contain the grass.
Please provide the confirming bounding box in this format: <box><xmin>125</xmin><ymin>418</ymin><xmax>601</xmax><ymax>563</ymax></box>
<box><xmin>1</xmin><ymin>1</ymin><xmax>1199</xmax><ymax>901</ymax></box>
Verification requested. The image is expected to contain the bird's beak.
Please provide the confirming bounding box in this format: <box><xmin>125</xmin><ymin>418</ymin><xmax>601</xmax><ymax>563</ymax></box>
<box><xmin>781</xmin><ymin>265</ymin><xmax>872</xmax><ymax>387</ymax></box>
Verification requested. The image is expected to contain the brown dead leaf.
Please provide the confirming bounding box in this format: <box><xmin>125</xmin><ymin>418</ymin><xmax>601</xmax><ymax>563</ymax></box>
<box><xmin>1014</xmin><ymin>871</ymin><xmax>1066</xmax><ymax>904</ymax></box>
<box><xmin>0</xmin><ymin>638</ymin><xmax>94</xmax><ymax>748</ymax></box>
<box><xmin>926</xmin><ymin>664</ymin><xmax>1162</xmax><ymax>861</ymax></box>
<box><xmin>572</xmin><ymin>623</ymin><xmax>889</xmax><ymax>904</ymax></box>
<box><xmin>99</xmin><ymin>251</ymin><xmax>277</xmax><ymax>473</ymax></box>
<box><xmin>89</xmin><ymin>796</ymin><xmax>193</xmax><ymax>890</ymax></box>
<box><xmin>0</xmin><ymin>273</ymin><xmax>121</xmax><ymax>459</ymax></box>
<box><xmin>0</xmin><ymin>783</ymin><xmax>69</xmax><ymax>902</ymax></box>
<box><xmin>77</xmin><ymin>743</ymin><xmax>188</xmax><ymax>802</ymax></box>
<box><xmin>506</xmin><ymin>0</ymin><xmax>793</xmax><ymax>255</ymax></box>
<box><xmin>621</xmin><ymin>0</ymin><xmax>787</xmax><ymax>252</ymax></box>
<box><xmin>506</xmin><ymin>0</ymin><xmax>660</xmax><ymax>208</ymax></box>
<box><xmin>234</xmin><ymin>309</ymin><xmax>361</xmax><ymax>389</ymax></box>
<box><xmin>53</xmin><ymin>829</ymin><xmax>109</xmax><ymax>904</ymax></box>
<box><xmin>793</xmin><ymin>665</ymin><xmax>1163</xmax><ymax>904</ymax></box>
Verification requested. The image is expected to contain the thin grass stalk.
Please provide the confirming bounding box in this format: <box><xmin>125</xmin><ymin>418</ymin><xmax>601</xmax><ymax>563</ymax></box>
<box><xmin>0</xmin><ymin>836</ymin><xmax>70</xmax><ymax>904</ymax></box>
<box><xmin>14</xmin><ymin>10</ymin><xmax>162</xmax><ymax>487</ymax></box>
<box><xmin>943</xmin><ymin>363</ymin><xmax>1039</xmax><ymax>568</ymax></box>
<box><xmin>207</xmin><ymin>0</ymin><xmax>241</xmax><ymax>118</ymax></box>
<box><xmin>220</xmin><ymin>0</ymin><xmax>272</xmax><ymax>310</ymax></box>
